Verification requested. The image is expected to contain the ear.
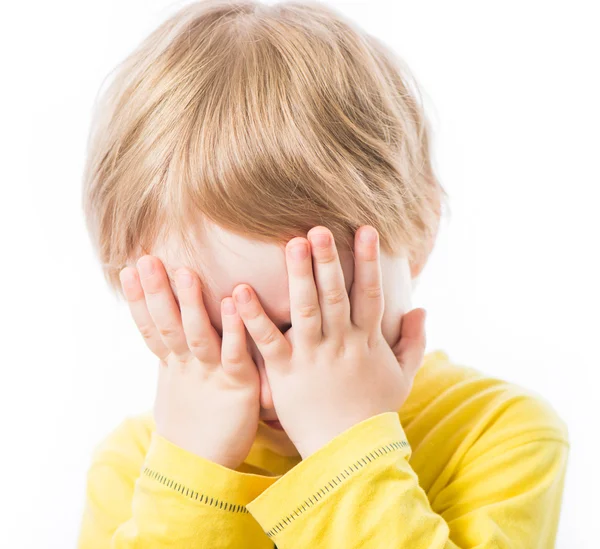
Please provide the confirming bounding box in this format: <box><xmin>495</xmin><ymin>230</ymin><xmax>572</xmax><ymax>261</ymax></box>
<box><xmin>409</xmin><ymin>228</ymin><xmax>437</xmax><ymax>279</ymax></box>
<box><xmin>391</xmin><ymin>308</ymin><xmax>427</xmax><ymax>367</ymax></box>
<box><xmin>410</xmin><ymin>257</ymin><xmax>426</xmax><ymax>279</ymax></box>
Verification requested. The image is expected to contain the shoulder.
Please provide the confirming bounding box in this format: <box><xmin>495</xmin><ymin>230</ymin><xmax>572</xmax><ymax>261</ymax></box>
<box><xmin>88</xmin><ymin>410</ymin><xmax>156</xmax><ymax>473</ymax></box>
<box><xmin>81</xmin><ymin>411</ymin><xmax>156</xmax><ymax>527</ymax></box>
<box><xmin>404</xmin><ymin>350</ymin><xmax>569</xmax><ymax>445</ymax></box>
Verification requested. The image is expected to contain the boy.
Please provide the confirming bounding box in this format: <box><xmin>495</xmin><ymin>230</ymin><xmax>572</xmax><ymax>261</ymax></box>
<box><xmin>78</xmin><ymin>1</ymin><xmax>569</xmax><ymax>547</ymax></box>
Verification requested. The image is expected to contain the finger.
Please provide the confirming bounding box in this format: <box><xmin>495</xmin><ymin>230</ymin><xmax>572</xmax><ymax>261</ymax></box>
<box><xmin>220</xmin><ymin>297</ymin><xmax>256</xmax><ymax>381</ymax></box>
<box><xmin>119</xmin><ymin>267</ymin><xmax>170</xmax><ymax>360</ymax></box>
<box><xmin>175</xmin><ymin>268</ymin><xmax>221</xmax><ymax>366</ymax></box>
<box><xmin>349</xmin><ymin>226</ymin><xmax>384</xmax><ymax>337</ymax></box>
<box><xmin>285</xmin><ymin>237</ymin><xmax>322</xmax><ymax>346</ymax></box>
<box><xmin>306</xmin><ymin>227</ymin><xmax>351</xmax><ymax>338</ymax></box>
<box><xmin>393</xmin><ymin>308</ymin><xmax>427</xmax><ymax>379</ymax></box>
<box><xmin>233</xmin><ymin>285</ymin><xmax>291</xmax><ymax>365</ymax></box>
<box><xmin>136</xmin><ymin>256</ymin><xmax>190</xmax><ymax>360</ymax></box>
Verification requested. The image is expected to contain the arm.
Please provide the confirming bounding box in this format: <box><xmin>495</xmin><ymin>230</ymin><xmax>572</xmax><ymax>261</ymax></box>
<box><xmin>230</xmin><ymin>225</ymin><xmax>569</xmax><ymax>548</ymax></box>
<box><xmin>245</xmin><ymin>410</ymin><xmax>568</xmax><ymax>548</ymax></box>
<box><xmin>77</xmin><ymin>256</ymin><xmax>276</xmax><ymax>547</ymax></box>
<box><xmin>78</xmin><ymin>424</ymin><xmax>276</xmax><ymax>549</ymax></box>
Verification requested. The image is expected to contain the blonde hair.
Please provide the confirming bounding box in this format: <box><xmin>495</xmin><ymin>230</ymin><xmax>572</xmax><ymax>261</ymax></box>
<box><xmin>82</xmin><ymin>0</ymin><xmax>446</xmax><ymax>299</ymax></box>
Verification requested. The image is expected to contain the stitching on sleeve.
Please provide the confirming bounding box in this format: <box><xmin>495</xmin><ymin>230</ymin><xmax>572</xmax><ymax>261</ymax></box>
<box><xmin>142</xmin><ymin>467</ymin><xmax>250</xmax><ymax>513</ymax></box>
<box><xmin>265</xmin><ymin>439</ymin><xmax>409</xmax><ymax>538</ymax></box>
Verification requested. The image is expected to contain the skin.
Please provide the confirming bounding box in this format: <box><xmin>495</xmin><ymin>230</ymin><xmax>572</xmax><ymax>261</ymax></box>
<box><xmin>120</xmin><ymin>222</ymin><xmax>427</xmax><ymax>463</ymax></box>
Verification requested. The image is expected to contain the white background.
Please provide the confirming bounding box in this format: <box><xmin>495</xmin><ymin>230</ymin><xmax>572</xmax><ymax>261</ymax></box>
<box><xmin>1</xmin><ymin>1</ymin><xmax>598</xmax><ymax>547</ymax></box>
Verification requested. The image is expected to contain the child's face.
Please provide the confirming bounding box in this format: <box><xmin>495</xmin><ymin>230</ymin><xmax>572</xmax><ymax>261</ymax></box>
<box><xmin>157</xmin><ymin>221</ymin><xmax>413</xmax><ymax>424</ymax></box>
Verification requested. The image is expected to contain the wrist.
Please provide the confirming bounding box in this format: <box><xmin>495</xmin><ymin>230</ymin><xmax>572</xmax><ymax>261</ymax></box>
<box><xmin>144</xmin><ymin>431</ymin><xmax>276</xmax><ymax>501</ymax></box>
<box><xmin>296</xmin><ymin>413</ymin><xmax>385</xmax><ymax>459</ymax></box>
<box><xmin>156</xmin><ymin>430</ymin><xmax>244</xmax><ymax>470</ymax></box>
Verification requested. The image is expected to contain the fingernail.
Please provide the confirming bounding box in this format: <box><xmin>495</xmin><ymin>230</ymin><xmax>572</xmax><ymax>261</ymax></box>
<box><xmin>119</xmin><ymin>268</ymin><xmax>135</xmax><ymax>286</ymax></box>
<box><xmin>290</xmin><ymin>243</ymin><xmax>308</xmax><ymax>259</ymax></box>
<box><xmin>235</xmin><ymin>288</ymin><xmax>251</xmax><ymax>304</ymax></box>
<box><xmin>222</xmin><ymin>298</ymin><xmax>236</xmax><ymax>315</ymax></box>
<box><xmin>176</xmin><ymin>271</ymin><xmax>193</xmax><ymax>289</ymax></box>
<box><xmin>360</xmin><ymin>228</ymin><xmax>377</xmax><ymax>243</ymax></box>
<box><xmin>137</xmin><ymin>258</ymin><xmax>155</xmax><ymax>278</ymax></box>
<box><xmin>310</xmin><ymin>232</ymin><xmax>330</xmax><ymax>247</ymax></box>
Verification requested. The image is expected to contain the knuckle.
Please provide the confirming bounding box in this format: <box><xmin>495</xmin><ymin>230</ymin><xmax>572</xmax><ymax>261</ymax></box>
<box><xmin>323</xmin><ymin>288</ymin><xmax>346</xmax><ymax>306</ymax></box>
<box><xmin>158</xmin><ymin>325</ymin><xmax>179</xmax><ymax>339</ymax></box>
<box><xmin>223</xmin><ymin>350</ymin><xmax>245</xmax><ymax>366</ymax></box>
<box><xmin>139</xmin><ymin>326</ymin><xmax>155</xmax><ymax>342</ymax></box>
<box><xmin>258</xmin><ymin>326</ymin><xmax>280</xmax><ymax>346</ymax></box>
<box><xmin>297</xmin><ymin>303</ymin><xmax>320</xmax><ymax>319</ymax></box>
<box><xmin>363</xmin><ymin>285</ymin><xmax>382</xmax><ymax>299</ymax></box>
<box><xmin>172</xmin><ymin>357</ymin><xmax>193</xmax><ymax>374</ymax></box>
<box><xmin>187</xmin><ymin>336</ymin><xmax>212</xmax><ymax>354</ymax></box>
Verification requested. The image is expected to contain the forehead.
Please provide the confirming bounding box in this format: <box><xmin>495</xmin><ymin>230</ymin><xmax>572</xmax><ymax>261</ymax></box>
<box><xmin>198</xmin><ymin>224</ymin><xmax>293</xmax><ymax>320</ymax></box>
<box><xmin>157</xmin><ymin>222</ymin><xmax>355</xmax><ymax>329</ymax></box>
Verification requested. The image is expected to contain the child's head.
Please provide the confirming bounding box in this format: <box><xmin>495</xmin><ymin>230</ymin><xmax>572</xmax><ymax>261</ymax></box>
<box><xmin>82</xmin><ymin>0</ymin><xmax>445</xmax><ymax>425</ymax></box>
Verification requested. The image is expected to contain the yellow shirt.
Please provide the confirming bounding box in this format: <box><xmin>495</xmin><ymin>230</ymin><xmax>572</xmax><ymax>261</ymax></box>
<box><xmin>77</xmin><ymin>350</ymin><xmax>569</xmax><ymax>548</ymax></box>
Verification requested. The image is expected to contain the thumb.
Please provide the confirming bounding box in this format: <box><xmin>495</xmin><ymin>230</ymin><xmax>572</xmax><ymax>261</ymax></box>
<box><xmin>392</xmin><ymin>308</ymin><xmax>427</xmax><ymax>379</ymax></box>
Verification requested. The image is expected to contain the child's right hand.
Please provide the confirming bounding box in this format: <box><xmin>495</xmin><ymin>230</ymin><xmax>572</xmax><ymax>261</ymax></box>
<box><xmin>119</xmin><ymin>256</ymin><xmax>261</xmax><ymax>470</ymax></box>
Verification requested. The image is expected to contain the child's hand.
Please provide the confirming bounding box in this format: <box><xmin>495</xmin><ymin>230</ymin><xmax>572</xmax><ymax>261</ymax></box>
<box><xmin>232</xmin><ymin>226</ymin><xmax>426</xmax><ymax>459</ymax></box>
<box><xmin>119</xmin><ymin>257</ymin><xmax>260</xmax><ymax>470</ymax></box>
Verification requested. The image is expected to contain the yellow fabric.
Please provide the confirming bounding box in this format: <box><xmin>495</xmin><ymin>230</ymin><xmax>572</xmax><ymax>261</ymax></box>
<box><xmin>77</xmin><ymin>350</ymin><xmax>569</xmax><ymax>548</ymax></box>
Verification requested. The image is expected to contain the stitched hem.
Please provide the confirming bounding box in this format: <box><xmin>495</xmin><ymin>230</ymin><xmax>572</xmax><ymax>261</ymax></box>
<box><xmin>264</xmin><ymin>439</ymin><xmax>408</xmax><ymax>537</ymax></box>
<box><xmin>143</xmin><ymin>467</ymin><xmax>250</xmax><ymax>513</ymax></box>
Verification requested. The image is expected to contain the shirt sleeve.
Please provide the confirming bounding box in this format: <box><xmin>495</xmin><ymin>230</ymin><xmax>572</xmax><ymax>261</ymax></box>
<box><xmin>245</xmin><ymin>411</ymin><xmax>569</xmax><ymax>548</ymax></box>
<box><xmin>77</xmin><ymin>429</ymin><xmax>278</xmax><ymax>549</ymax></box>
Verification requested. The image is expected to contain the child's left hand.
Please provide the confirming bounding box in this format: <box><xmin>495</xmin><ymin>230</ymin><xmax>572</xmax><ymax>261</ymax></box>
<box><xmin>233</xmin><ymin>225</ymin><xmax>426</xmax><ymax>459</ymax></box>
